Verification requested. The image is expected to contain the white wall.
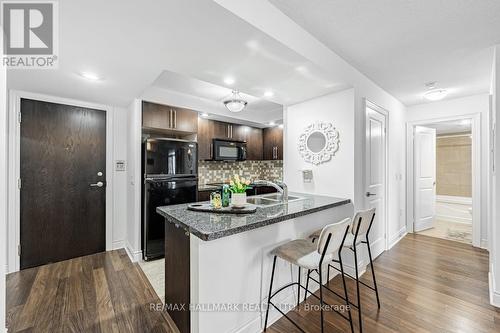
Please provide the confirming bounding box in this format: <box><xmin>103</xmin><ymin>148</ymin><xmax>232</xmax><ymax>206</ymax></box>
<box><xmin>406</xmin><ymin>94</ymin><xmax>491</xmax><ymax>247</ymax></box>
<box><xmin>1</xmin><ymin>32</ymin><xmax>7</xmax><ymax>333</ymax></box>
<box><xmin>490</xmin><ymin>45</ymin><xmax>500</xmax><ymax>307</ymax></box>
<box><xmin>126</xmin><ymin>99</ymin><xmax>143</xmax><ymax>261</ymax></box>
<box><xmin>213</xmin><ymin>0</ymin><xmax>408</xmax><ymax>249</ymax></box>
<box><xmin>284</xmin><ymin>89</ymin><xmax>355</xmax><ymax>199</ymax></box>
<box><xmin>111</xmin><ymin>107</ymin><xmax>129</xmax><ymax>249</ymax></box>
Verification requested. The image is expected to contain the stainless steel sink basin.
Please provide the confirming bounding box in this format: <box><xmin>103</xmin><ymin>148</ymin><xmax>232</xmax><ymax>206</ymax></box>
<box><xmin>246</xmin><ymin>197</ymin><xmax>280</xmax><ymax>206</ymax></box>
<box><xmin>261</xmin><ymin>193</ymin><xmax>302</xmax><ymax>201</ymax></box>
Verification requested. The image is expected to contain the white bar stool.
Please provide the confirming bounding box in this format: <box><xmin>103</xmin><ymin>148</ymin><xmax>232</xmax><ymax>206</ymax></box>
<box><xmin>263</xmin><ymin>218</ymin><xmax>354</xmax><ymax>333</ymax></box>
<box><xmin>308</xmin><ymin>208</ymin><xmax>380</xmax><ymax>333</ymax></box>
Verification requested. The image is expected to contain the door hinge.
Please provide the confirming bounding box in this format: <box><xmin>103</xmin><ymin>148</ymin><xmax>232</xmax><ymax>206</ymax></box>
<box><xmin>18</xmin><ymin>178</ymin><xmax>21</xmax><ymax>189</ymax></box>
<box><xmin>18</xmin><ymin>244</ymin><xmax>21</xmax><ymax>256</ymax></box>
<box><xmin>18</xmin><ymin>111</ymin><xmax>22</xmax><ymax>123</ymax></box>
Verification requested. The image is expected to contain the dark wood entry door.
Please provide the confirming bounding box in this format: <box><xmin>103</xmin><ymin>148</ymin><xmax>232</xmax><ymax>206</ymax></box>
<box><xmin>20</xmin><ymin>99</ymin><xmax>107</xmax><ymax>269</ymax></box>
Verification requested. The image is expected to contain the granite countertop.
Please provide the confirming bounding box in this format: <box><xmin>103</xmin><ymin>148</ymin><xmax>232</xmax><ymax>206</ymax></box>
<box><xmin>156</xmin><ymin>193</ymin><xmax>351</xmax><ymax>241</ymax></box>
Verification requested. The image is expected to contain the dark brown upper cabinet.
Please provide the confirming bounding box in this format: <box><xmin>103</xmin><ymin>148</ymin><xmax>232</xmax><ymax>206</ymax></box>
<box><xmin>263</xmin><ymin>126</ymin><xmax>283</xmax><ymax>160</ymax></box>
<box><xmin>237</xmin><ymin>125</ymin><xmax>263</xmax><ymax>160</ymax></box>
<box><xmin>197</xmin><ymin>119</ymin><xmax>264</xmax><ymax>160</ymax></box>
<box><xmin>142</xmin><ymin>101</ymin><xmax>198</xmax><ymax>133</ymax></box>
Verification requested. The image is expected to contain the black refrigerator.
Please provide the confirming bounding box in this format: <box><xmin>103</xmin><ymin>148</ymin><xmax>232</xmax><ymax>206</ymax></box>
<box><xmin>142</xmin><ymin>138</ymin><xmax>198</xmax><ymax>261</ymax></box>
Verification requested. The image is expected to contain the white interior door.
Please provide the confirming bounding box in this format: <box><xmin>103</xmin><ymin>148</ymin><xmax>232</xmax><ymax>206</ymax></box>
<box><xmin>365</xmin><ymin>106</ymin><xmax>387</xmax><ymax>258</ymax></box>
<box><xmin>414</xmin><ymin>126</ymin><xmax>437</xmax><ymax>232</ymax></box>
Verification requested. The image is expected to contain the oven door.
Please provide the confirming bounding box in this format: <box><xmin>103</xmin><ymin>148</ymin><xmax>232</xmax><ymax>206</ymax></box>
<box><xmin>213</xmin><ymin>140</ymin><xmax>246</xmax><ymax>161</ymax></box>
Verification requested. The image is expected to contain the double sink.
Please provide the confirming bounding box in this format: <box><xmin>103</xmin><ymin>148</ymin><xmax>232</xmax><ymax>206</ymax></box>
<box><xmin>246</xmin><ymin>193</ymin><xmax>303</xmax><ymax>207</ymax></box>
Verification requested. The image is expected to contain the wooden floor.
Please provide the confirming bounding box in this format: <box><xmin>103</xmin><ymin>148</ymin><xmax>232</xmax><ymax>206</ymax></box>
<box><xmin>6</xmin><ymin>249</ymin><xmax>178</xmax><ymax>333</ymax></box>
<box><xmin>5</xmin><ymin>235</ymin><xmax>499</xmax><ymax>333</ymax></box>
<box><xmin>268</xmin><ymin>234</ymin><xmax>500</xmax><ymax>333</ymax></box>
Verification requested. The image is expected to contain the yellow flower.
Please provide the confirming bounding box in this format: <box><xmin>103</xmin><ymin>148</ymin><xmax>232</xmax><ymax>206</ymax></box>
<box><xmin>229</xmin><ymin>180</ymin><xmax>234</xmax><ymax>186</ymax></box>
<box><xmin>245</xmin><ymin>180</ymin><xmax>251</xmax><ymax>185</ymax></box>
<box><xmin>241</xmin><ymin>177</ymin><xmax>246</xmax><ymax>184</ymax></box>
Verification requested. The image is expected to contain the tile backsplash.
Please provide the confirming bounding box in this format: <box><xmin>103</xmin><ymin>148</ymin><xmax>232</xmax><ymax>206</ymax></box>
<box><xmin>198</xmin><ymin>160</ymin><xmax>283</xmax><ymax>185</ymax></box>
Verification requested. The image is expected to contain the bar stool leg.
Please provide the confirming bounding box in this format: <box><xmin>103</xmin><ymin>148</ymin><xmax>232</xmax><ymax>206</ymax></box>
<box><xmin>366</xmin><ymin>236</ymin><xmax>381</xmax><ymax>309</ymax></box>
<box><xmin>353</xmin><ymin>245</ymin><xmax>363</xmax><ymax>333</ymax></box>
<box><xmin>303</xmin><ymin>269</ymin><xmax>311</xmax><ymax>302</ymax></box>
<box><xmin>264</xmin><ymin>256</ymin><xmax>277</xmax><ymax>331</ymax></box>
<box><xmin>318</xmin><ymin>265</ymin><xmax>325</xmax><ymax>333</ymax></box>
<box><xmin>297</xmin><ymin>267</ymin><xmax>301</xmax><ymax>307</ymax></box>
<box><xmin>339</xmin><ymin>254</ymin><xmax>354</xmax><ymax>333</ymax></box>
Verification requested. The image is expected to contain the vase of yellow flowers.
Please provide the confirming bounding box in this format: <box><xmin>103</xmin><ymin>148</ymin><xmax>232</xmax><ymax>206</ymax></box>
<box><xmin>229</xmin><ymin>175</ymin><xmax>251</xmax><ymax>208</ymax></box>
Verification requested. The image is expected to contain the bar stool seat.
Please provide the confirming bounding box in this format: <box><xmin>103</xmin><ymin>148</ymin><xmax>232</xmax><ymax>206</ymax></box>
<box><xmin>309</xmin><ymin>230</ymin><xmax>362</xmax><ymax>247</ymax></box>
<box><xmin>263</xmin><ymin>218</ymin><xmax>355</xmax><ymax>333</ymax></box>
<box><xmin>306</xmin><ymin>208</ymin><xmax>380</xmax><ymax>333</ymax></box>
<box><xmin>272</xmin><ymin>239</ymin><xmax>335</xmax><ymax>269</ymax></box>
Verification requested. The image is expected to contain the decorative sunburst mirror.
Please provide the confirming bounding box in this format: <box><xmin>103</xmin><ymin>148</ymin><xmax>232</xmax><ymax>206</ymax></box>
<box><xmin>298</xmin><ymin>122</ymin><xmax>340</xmax><ymax>165</ymax></box>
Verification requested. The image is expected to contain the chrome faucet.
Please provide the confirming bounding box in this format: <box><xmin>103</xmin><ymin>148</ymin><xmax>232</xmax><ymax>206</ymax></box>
<box><xmin>253</xmin><ymin>180</ymin><xmax>288</xmax><ymax>203</ymax></box>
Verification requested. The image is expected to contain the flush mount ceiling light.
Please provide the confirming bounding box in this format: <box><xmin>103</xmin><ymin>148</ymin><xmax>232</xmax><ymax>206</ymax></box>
<box><xmin>79</xmin><ymin>71</ymin><xmax>101</xmax><ymax>81</ymax></box>
<box><xmin>223</xmin><ymin>90</ymin><xmax>248</xmax><ymax>113</ymax></box>
<box><xmin>269</xmin><ymin>121</ymin><xmax>276</xmax><ymax>126</ymax></box>
<box><xmin>223</xmin><ymin>77</ymin><xmax>235</xmax><ymax>85</ymax></box>
<box><xmin>423</xmin><ymin>81</ymin><xmax>447</xmax><ymax>101</ymax></box>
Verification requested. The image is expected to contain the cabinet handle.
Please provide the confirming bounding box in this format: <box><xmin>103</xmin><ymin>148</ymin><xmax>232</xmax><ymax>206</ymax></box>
<box><xmin>209</xmin><ymin>143</ymin><xmax>213</xmax><ymax>159</ymax></box>
<box><xmin>169</xmin><ymin>109</ymin><xmax>173</xmax><ymax>128</ymax></box>
<box><xmin>173</xmin><ymin>110</ymin><xmax>177</xmax><ymax>128</ymax></box>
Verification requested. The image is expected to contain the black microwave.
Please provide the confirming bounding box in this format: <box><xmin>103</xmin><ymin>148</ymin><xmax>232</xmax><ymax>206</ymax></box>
<box><xmin>213</xmin><ymin>139</ymin><xmax>247</xmax><ymax>161</ymax></box>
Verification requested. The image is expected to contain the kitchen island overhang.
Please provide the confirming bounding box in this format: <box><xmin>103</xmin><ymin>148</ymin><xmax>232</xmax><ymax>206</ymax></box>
<box><xmin>157</xmin><ymin>193</ymin><xmax>353</xmax><ymax>333</ymax></box>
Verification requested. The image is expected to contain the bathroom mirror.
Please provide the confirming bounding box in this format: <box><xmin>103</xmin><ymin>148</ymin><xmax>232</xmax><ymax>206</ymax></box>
<box><xmin>298</xmin><ymin>121</ymin><xmax>340</xmax><ymax>165</ymax></box>
<box><xmin>307</xmin><ymin>131</ymin><xmax>327</xmax><ymax>153</ymax></box>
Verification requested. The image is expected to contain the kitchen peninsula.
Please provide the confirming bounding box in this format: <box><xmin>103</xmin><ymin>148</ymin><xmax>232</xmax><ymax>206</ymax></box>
<box><xmin>157</xmin><ymin>193</ymin><xmax>353</xmax><ymax>333</ymax></box>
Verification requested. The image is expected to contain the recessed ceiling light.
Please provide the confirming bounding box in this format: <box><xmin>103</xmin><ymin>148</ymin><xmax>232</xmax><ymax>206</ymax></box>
<box><xmin>278</xmin><ymin>124</ymin><xmax>284</xmax><ymax>129</ymax></box>
<box><xmin>80</xmin><ymin>71</ymin><xmax>101</xmax><ymax>81</ymax></box>
<box><xmin>269</xmin><ymin>121</ymin><xmax>276</xmax><ymax>126</ymax></box>
<box><xmin>423</xmin><ymin>89</ymin><xmax>448</xmax><ymax>101</ymax></box>
<box><xmin>200</xmin><ymin>113</ymin><xmax>209</xmax><ymax>118</ymax></box>
<box><xmin>224</xmin><ymin>77</ymin><xmax>235</xmax><ymax>85</ymax></box>
<box><xmin>264</xmin><ymin>90</ymin><xmax>274</xmax><ymax>97</ymax></box>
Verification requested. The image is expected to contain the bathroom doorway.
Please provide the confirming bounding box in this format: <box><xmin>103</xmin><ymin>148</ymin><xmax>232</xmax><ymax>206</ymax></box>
<box><xmin>407</xmin><ymin>115</ymin><xmax>481</xmax><ymax>246</ymax></box>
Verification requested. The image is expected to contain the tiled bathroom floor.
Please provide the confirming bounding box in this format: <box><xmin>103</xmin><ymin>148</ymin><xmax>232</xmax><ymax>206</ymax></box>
<box><xmin>418</xmin><ymin>218</ymin><xmax>472</xmax><ymax>244</ymax></box>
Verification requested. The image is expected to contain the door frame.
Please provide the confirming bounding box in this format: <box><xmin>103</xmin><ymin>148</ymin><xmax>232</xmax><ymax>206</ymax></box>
<box><xmin>364</xmin><ymin>99</ymin><xmax>389</xmax><ymax>255</ymax></box>
<box><xmin>406</xmin><ymin>113</ymin><xmax>481</xmax><ymax>247</ymax></box>
<box><xmin>8</xmin><ymin>90</ymin><xmax>114</xmax><ymax>272</ymax></box>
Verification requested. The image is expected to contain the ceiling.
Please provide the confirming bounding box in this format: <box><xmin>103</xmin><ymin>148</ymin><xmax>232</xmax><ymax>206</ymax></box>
<box><xmin>270</xmin><ymin>0</ymin><xmax>500</xmax><ymax>105</ymax></box>
<box><xmin>149</xmin><ymin>70</ymin><xmax>283</xmax><ymax>125</ymax></box>
<box><xmin>423</xmin><ymin>119</ymin><xmax>472</xmax><ymax>135</ymax></box>
<box><xmin>7</xmin><ymin>0</ymin><xmax>346</xmax><ymax>123</ymax></box>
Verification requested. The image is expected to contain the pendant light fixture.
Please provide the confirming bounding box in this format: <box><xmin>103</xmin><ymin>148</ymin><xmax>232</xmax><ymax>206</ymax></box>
<box><xmin>223</xmin><ymin>90</ymin><xmax>248</xmax><ymax>112</ymax></box>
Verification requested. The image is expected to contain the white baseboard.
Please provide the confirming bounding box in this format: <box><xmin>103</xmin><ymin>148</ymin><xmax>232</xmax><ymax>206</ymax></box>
<box><xmin>481</xmin><ymin>239</ymin><xmax>489</xmax><ymax>250</ymax></box>
<box><xmin>388</xmin><ymin>227</ymin><xmax>407</xmax><ymax>250</ymax></box>
<box><xmin>125</xmin><ymin>242</ymin><xmax>142</xmax><ymax>262</ymax></box>
<box><xmin>112</xmin><ymin>239</ymin><xmax>125</xmax><ymax>250</ymax></box>
<box><xmin>489</xmin><ymin>270</ymin><xmax>500</xmax><ymax>308</ymax></box>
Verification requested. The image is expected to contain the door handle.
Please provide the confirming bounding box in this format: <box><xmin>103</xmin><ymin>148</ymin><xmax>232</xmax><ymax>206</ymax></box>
<box><xmin>90</xmin><ymin>181</ymin><xmax>104</xmax><ymax>188</ymax></box>
<box><xmin>366</xmin><ymin>191</ymin><xmax>376</xmax><ymax>197</ymax></box>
